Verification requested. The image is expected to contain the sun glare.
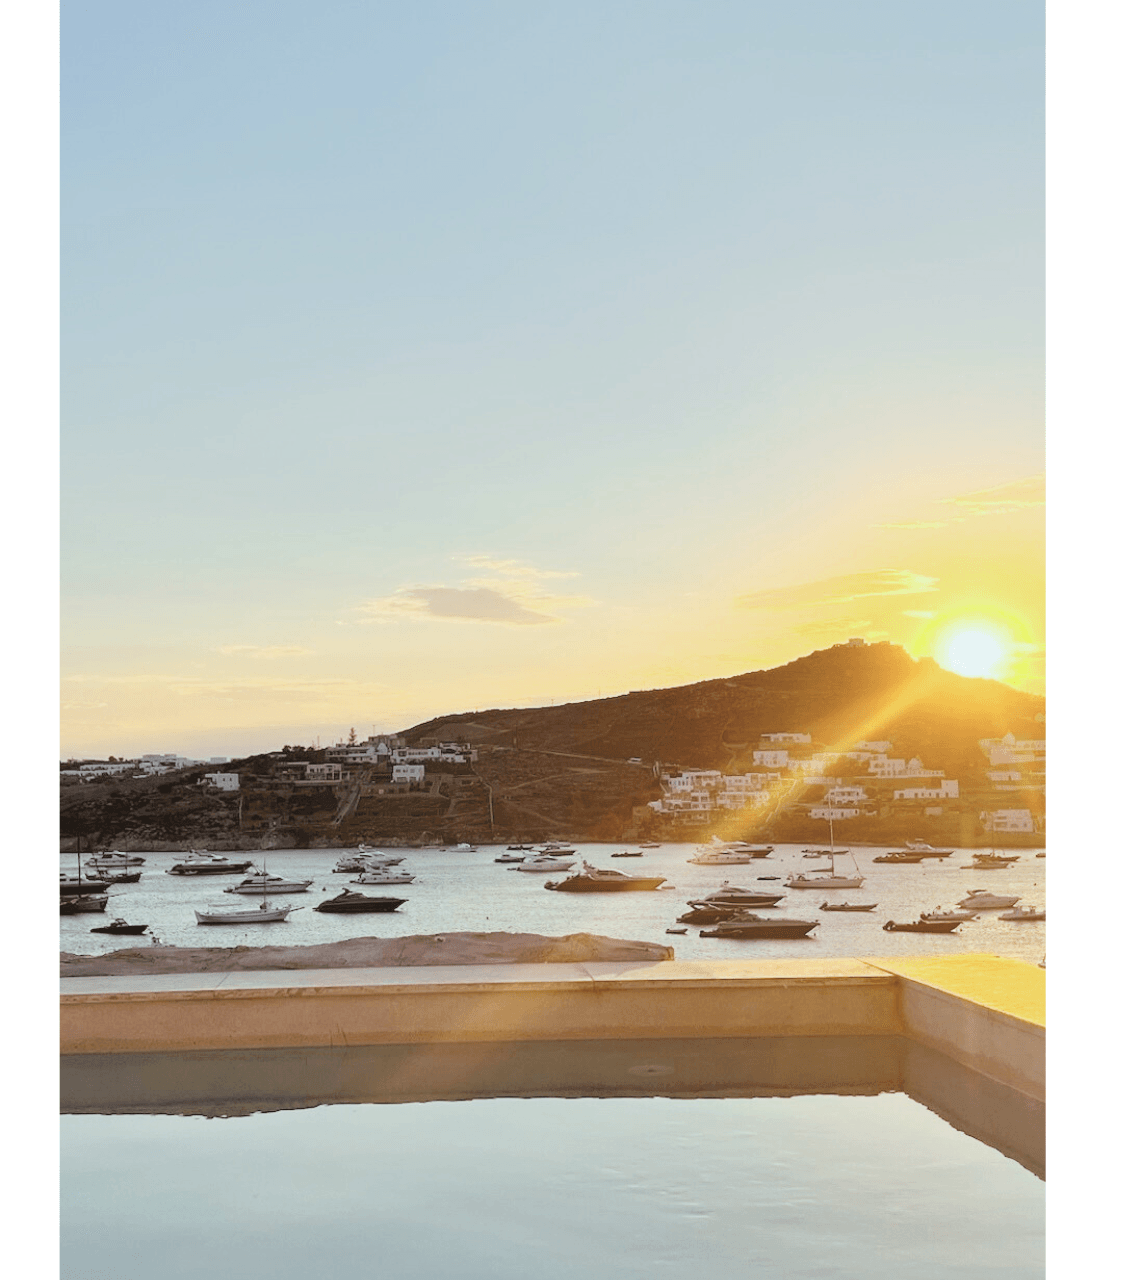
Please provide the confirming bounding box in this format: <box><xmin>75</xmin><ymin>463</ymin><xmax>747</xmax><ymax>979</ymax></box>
<box><xmin>935</xmin><ymin>623</ymin><xmax>1008</xmax><ymax>679</ymax></box>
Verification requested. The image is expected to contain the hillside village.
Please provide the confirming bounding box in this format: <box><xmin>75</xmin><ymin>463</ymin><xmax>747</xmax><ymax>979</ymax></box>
<box><xmin>60</xmin><ymin>643</ymin><xmax>1045</xmax><ymax>851</ymax></box>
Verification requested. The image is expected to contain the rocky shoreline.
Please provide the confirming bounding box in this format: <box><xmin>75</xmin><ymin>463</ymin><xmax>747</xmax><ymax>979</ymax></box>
<box><xmin>60</xmin><ymin>931</ymin><xmax>675</xmax><ymax>976</ymax></box>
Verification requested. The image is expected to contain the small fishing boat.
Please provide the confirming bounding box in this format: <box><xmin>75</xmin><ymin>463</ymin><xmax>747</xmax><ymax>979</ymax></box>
<box><xmin>610</xmin><ymin>851</ymin><xmax>644</xmax><ymax>858</ymax></box>
<box><xmin>313</xmin><ymin>889</ymin><xmax>407</xmax><ymax>913</ymax></box>
<box><xmin>543</xmin><ymin>863</ymin><xmax>667</xmax><ymax>892</ymax></box>
<box><xmin>872</xmin><ymin>853</ymin><xmax>925</xmax><ymax>864</ymax></box>
<box><xmin>999</xmin><ymin>905</ymin><xmax>1045</xmax><ymax>921</ymax></box>
<box><xmin>60</xmin><ymin>894</ymin><xmax>108</xmax><ymax>914</ymax></box>
<box><xmin>90</xmin><ymin>919</ymin><xmax>149</xmax><ymax>936</ymax></box>
<box><xmin>699</xmin><ymin>915</ymin><xmax>819</xmax><ymax>939</ymax></box>
<box><xmin>819</xmin><ymin>902</ymin><xmax>878</xmax><ymax>912</ymax></box>
<box><xmin>882</xmin><ymin>919</ymin><xmax>961</xmax><ymax>933</ymax></box>
<box><xmin>507</xmin><ymin>845</ymin><xmax>533</xmax><ymax>852</ymax></box>
<box><xmin>665</xmin><ymin>928</ymin><xmax>687</xmax><ymax>935</ymax></box>
<box><xmin>167</xmin><ymin>853</ymin><xmax>255</xmax><ymax>876</ymax></box>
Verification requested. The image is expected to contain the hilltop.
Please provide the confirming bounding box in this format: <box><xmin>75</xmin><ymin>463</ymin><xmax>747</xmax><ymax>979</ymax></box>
<box><xmin>60</xmin><ymin>643</ymin><xmax>1044</xmax><ymax>850</ymax></box>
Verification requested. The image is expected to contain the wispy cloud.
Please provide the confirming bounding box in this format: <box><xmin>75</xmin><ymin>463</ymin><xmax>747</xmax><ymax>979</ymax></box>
<box><xmin>737</xmin><ymin>570</ymin><xmax>938</xmax><ymax>611</ymax></box>
<box><xmin>358</xmin><ymin>556</ymin><xmax>591</xmax><ymax>627</ymax></box>
<box><xmin>944</xmin><ymin>473</ymin><xmax>1044</xmax><ymax>516</ymax></box>
<box><xmin>215</xmin><ymin>645</ymin><xmax>314</xmax><ymax>659</ymax></box>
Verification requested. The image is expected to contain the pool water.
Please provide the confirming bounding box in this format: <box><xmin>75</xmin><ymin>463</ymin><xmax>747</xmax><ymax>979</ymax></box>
<box><xmin>61</xmin><ymin>1092</ymin><xmax>1043</xmax><ymax>1279</ymax></box>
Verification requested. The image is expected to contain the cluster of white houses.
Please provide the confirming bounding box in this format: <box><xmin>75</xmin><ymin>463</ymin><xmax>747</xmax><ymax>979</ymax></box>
<box><xmin>648</xmin><ymin>732</ymin><xmax>1043</xmax><ymax>833</ymax></box>
<box><xmin>61</xmin><ymin>753</ymin><xmax>232</xmax><ymax>781</ymax></box>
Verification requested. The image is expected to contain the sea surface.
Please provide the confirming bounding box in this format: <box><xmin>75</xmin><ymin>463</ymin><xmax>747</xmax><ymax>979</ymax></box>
<box><xmin>60</xmin><ymin>842</ymin><xmax>1046</xmax><ymax>962</ymax></box>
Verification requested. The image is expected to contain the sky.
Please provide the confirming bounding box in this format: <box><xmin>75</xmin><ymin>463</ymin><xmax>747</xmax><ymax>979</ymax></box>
<box><xmin>61</xmin><ymin>0</ymin><xmax>1044</xmax><ymax>759</ymax></box>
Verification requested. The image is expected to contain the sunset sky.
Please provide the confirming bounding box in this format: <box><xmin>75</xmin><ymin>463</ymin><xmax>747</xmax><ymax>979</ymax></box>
<box><xmin>61</xmin><ymin>1</ymin><xmax>1044</xmax><ymax>759</ymax></box>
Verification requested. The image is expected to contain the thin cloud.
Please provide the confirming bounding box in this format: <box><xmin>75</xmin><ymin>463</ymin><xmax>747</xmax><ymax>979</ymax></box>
<box><xmin>737</xmin><ymin>570</ymin><xmax>938</xmax><ymax>611</ymax></box>
<box><xmin>358</xmin><ymin>556</ymin><xmax>592</xmax><ymax>627</ymax></box>
<box><xmin>944</xmin><ymin>474</ymin><xmax>1044</xmax><ymax>516</ymax></box>
<box><xmin>215</xmin><ymin>645</ymin><xmax>314</xmax><ymax>659</ymax></box>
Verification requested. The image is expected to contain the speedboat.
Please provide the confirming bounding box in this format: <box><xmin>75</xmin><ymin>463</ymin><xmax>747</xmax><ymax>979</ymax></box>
<box><xmin>699</xmin><ymin>914</ymin><xmax>819</xmax><ymax>939</ymax></box>
<box><xmin>701</xmin><ymin>882</ymin><xmax>785</xmax><ymax>908</ymax></box>
<box><xmin>167</xmin><ymin>853</ymin><xmax>255</xmax><ymax>875</ymax></box>
<box><xmin>455</xmin><ymin>843</ymin><xmax>475</xmax><ymax>852</ymax></box>
<box><xmin>60</xmin><ymin>894</ymin><xmax>108</xmax><ymax>914</ymax></box>
<box><xmin>313</xmin><ymin>889</ymin><xmax>406</xmax><ymax>913</ymax></box>
<box><xmin>610</xmin><ymin>850</ymin><xmax>644</xmax><ymax>858</ymax></box>
<box><xmin>872</xmin><ymin>853</ymin><xmax>925</xmax><ymax>864</ymax></box>
<box><xmin>494</xmin><ymin>853</ymin><xmax>526</xmax><ymax>863</ymax></box>
<box><xmin>999</xmin><ymin>905</ymin><xmax>1045</xmax><ymax>921</ymax></box>
<box><xmin>920</xmin><ymin>908</ymin><xmax>978</xmax><ymax>923</ymax></box>
<box><xmin>90</xmin><ymin>919</ymin><xmax>149</xmax><ymax>936</ymax></box>
<box><xmin>514</xmin><ymin>855</ymin><xmax>575</xmax><ymax>872</ymax></box>
<box><xmin>819</xmin><ymin>901</ymin><xmax>878</xmax><ymax>912</ymax></box>
<box><xmin>85</xmin><ymin>852</ymin><xmax>146</xmax><ymax>867</ymax></box>
<box><xmin>223</xmin><ymin>874</ymin><xmax>314</xmax><ymax>894</ymax></box>
<box><xmin>957</xmin><ymin>889</ymin><xmax>1021</xmax><ymax>911</ymax></box>
<box><xmin>352</xmin><ymin>868</ymin><xmax>416</xmax><ymax>885</ymax></box>
<box><xmin>195</xmin><ymin>902</ymin><xmax>299</xmax><ymax>924</ymax></box>
<box><xmin>706</xmin><ymin>836</ymin><xmax>773</xmax><ymax>858</ymax></box>
<box><xmin>543</xmin><ymin>863</ymin><xmax>667</xmax><ymax>892</ymax></box>
<box><xmin>883</xmin><ymin>919</ymin><xmax>961</xmax><ymax>933</ymax></box>
<box><xmin>904</xmin><ymin>841</ymin><xmax>953</xmax><ymax>857</ymax></box>
<box><xmin>961</xmin><ymin>853</ymin><xmax>1019</xmax><ymax>869</ymax></box>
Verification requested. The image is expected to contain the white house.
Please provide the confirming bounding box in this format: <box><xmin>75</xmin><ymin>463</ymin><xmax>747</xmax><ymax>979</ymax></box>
<box><xmin>758</xmin><ymin>733</ymin><xmax>811</xmax><ymax>745</ymax></box>
<box><xmin>202</xmin><ymin>772</ymin><xmax>240</xmax><ymax>792</ymax></box>
<box><xmin>980</xmin><ymin>808</ymin><xmax>1036</xmax><ymax>833</ymax></box>
<box><xmin>305</xmin><ymin>763</ymin><xmax>344</xmax><ymax>783</ymax></box>
<box><xmin>852</xmin><ymin>740</ymin><xmax>892</xmax><ymax>753</ymax></box>
<box><xmin>893</xmin><ymin>781</ymin><xmax>959</xmax><ymax>801</ymax></box>
<box><xmin>392</xmin><ymin>763</ymin><xmax>426</xmax><ymax>783</ymax></box>
<box><xmin>752</xmin><ymin>750</ymin><xmax>789</xmax><ymax>768</ymax></box>
<box><xmin>867</xmin><ymin>756</ymin><xmax>908</xmax><ymax>776</ymax></box>
<box><xmin>825</xmin><ymin>786</ymin><xmax>868</xmax><ymax>805</ymax></box>
<box><xmin>809</xmin><ymin>806</ymin><xmax>861</xmax><ymax>820</ymax></box>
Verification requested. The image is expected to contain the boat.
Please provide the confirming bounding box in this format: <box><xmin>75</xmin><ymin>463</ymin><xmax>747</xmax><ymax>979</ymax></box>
<box><xmin>676</xmin><ymin>903</ymin><xmax>758</xmax><ymax>924</ymax></box>
<box><xmin>999</xmin><ymin>905</ymin><xmax>1045</xmax><ymax>921</ymax></box>
<box><xmin>961</xmin><ymin>853</ymin><xmax>1019</xmax><ymax>870</ymax></box>
<box><xmin>883</xmin><ymin>919</ymin><xmax>961</xmax><ymax>933</ymax></box>
<box><xmin>167</xmin><ymin>853</ymin><xmax>255</xmax><ymax>875</ymax></box>
<box><xmin>89</xmin><ymin>919</ymin><xmax>149</xmax><ymax>936</ymax></box>
<box><xmin>97</xmin><ymin>869</ymin><xmax>142</xmax><ymax>884</ymax></box>
<box><xmin>706</xmin><ymin>836</ymin><xmax>773</xmax><ymax>858</ymax></box>
<box><xmin>60</xmin><ymin>894</ymin><xmax>108</xmax><ymax>914</ymax></box>
<box><xmin>904</xmin><ymin>841</ymin><xmax>953</xmax><ymax>857</ymax></box>
<box><xmin>638</xmin><ymin>841</ymin><xmax>661</xmax><ymax>849</ymax></box>
<box><xmin>543</xmin><ymin>862</ymin><xmax>667</xmax><ymax>892</ymax></box>
<box><xmin>537</xmin><ymin>843</ymin><xmax>575</xmax><ymax>855</ymax></box>
<box><xmin>507</xmin><ymin>845</ymin><xmax>533</xmax><ymax>852</ymax></box>
<box><xmin>819</xmin><ymin>902</ymin><xmax>878</xmax><ymax>912</ymax></box>
<box><xmin>665</xmin><ymin>928</ymin><xmax>687</xmax><ymax>935</ymax></box>
<box><xmin>687</xmin><ymin>846</ymin><xmax>751</xmax><ymax>865</ymax></box>
<box><xmin>60</xmin><ymin>873</ymin><xmax>113</xmax><ymax>895</ymax></box>
<box><xmin>701</xmin><ymin>882</ymin><xmax>785</xmax><ymax>908</ymax></box>
<box><xmin>784</xmin><ymin>852</ymin><xmax>865</xmax><ymax>891</ymax></box>
<box><xmin>513</xmin><ymin>855</ymin><xmax>575</xmax><ymax>872</ymax></box>
<box><xmin>610</xmin><ymin>851</ymin><xmax>644</xmax><ymax>858</ymax></box>
<box><xmin>872</xmin><ymin>853</ymin><xmax>925</xmax><ymax>864</ymax></box>
<box><xmin>314</xmin><ymin>889</ymin><xmax>407</xmax><ymax>913</ymax></box>
<box><xmin>699</xmin><ymin>915</ymin><xmax>819</xmax><ymax>939</ymax></box>
<box><xmin>455</xmin><ymin>843</ymin><xmax>475</xmax><ymax>852</ymax></box>
<box><xmin>494</xmin><ymin>853</ymin><xmax>526</xmax><ymax>863</ymax></box>
<box><xmin>223</xmin><ymin>874</ymin><xmax>314</xmax><ymax>894</ymax></box>
<box><xmin>334</xmin><ymin>853</ymin><xmax>400</xmax><ymax>872</ymax></box>
<box><xmin>195</xmin><ymin>901</ymin><xmax>299</xmax><ymax>924</ymax></box>
<box><xmin>957</xmin><ymin>889</ymin><xmax>1021</xmax><ymax>911</ymax></box>
<box><xmin>85</xmin><ymin>851</ymin><xmax>146</xmax><ymax>866</ymax></box>
<box><xmin>357</xmin><ymin>843</ymin><xmax>383</xmax><ymax>854</ymax></box>
<box><xmin>919</xmin><ymin>907</ymin><xmax>979</xmax><ymax>923</ymax></box>
<box><xmin>1035</xmin><ymin>852</ymin><xmax>1046</xmax><ymax>858</ymax></box>
<box><xmin>352</xmin><ymin>868</ymin><xmax>416</xmax><ymax>885</ymax></box>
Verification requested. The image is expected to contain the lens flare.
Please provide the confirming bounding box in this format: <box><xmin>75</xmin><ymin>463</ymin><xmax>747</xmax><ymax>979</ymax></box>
<box><xmin>934</xmin><ymin>622</ymin><xmax>1008</xmax><ymax>678</ymax></box>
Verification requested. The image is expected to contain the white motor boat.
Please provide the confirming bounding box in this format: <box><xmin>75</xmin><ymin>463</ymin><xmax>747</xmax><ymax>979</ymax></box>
<box><xmin>905</xmin><ymin>840</ymin><xmax>952</xmax><ymax>855</ymax></box>
<box><xmin>494</xmin><ymin>853</ymin><xmax>526</xmax><ymax>863</ymax></box>
<box><xmin>688</xmin><ymin>846</ymin><xmax>752</xmax><ymax>865</ymax></box>
<box><xmin>700</xmin><ymin>881</ymin><xmax>785</xmax><ymax>908</ymax></box>
<box><xmin>920</xmin><ymin>907</ymin><xmax>979</xmax><ymax>923</ymax></box>
<box><xmin>957</xmin><ymin>889</ymin><xmax>1021</xmax><ymax>911</ymax></box>
<box><xmin>999</xmin><ymin>904</ymin><xmax>1045</xmax><ymax>921</ymax></box>
<box><xmin>455</xmin><ymin>842</ymin><xmax>475</xmax><ymax>852</ymax></box>
<box><xmin>195</xmin><ymin>902</ymin><xmax>300</xmax><ymax>924</ymax></box>
<box><xmin>335</xmin><ymin>853</ymin><xmax>403</xmax><ymax>872</ymax></box>
<box><xmin>224</xmin><ymin>874</ymin><xmax>314</xmax><ymax>895</ymax></box>
<box><xmin>85</xmin><ymin>851</ymin><xmax>146</xmax><ymax>868</ymax></box>
<box><xmin>514</xmin><ymin>855</ymin><xmax>575</xmax><ymax>872</ymax></box>
<box><xmin>353</xmin><ymin>868</ymin><xmax>416</xmax><ymax>885</ymax></box>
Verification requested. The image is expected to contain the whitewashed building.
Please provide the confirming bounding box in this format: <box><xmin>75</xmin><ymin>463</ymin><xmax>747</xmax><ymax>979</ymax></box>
<box><xmin>893</xmin><ymin>781</ymin><xmax>959</xmax><ymax>801</ymax></box>
<box><xmin>752</xmin><ymin>750</ymin><xmax>789</xmax><ymax>768</ymax></box>
<box><xmin>392</xmin><ymin>763</ymin><xmax>426</xmax><ymax>783</ymax></box>
<box><xmin>980</xmin><ymin>808</ymin><xmax>1037</xmax><ymax>833</ymax></box>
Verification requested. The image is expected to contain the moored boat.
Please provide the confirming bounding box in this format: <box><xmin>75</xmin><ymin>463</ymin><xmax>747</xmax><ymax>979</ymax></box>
<box><xmin>223</xmin><ymin>874</ymin><xmax>314</xmax><ymax>894</ymax></box>
<box><xmin>60</xmin><ymin>874</ymin><xmax>113</xmax><ymax>895</ymax></box>
<box><xmin>883</xmin><ymin>919</ymin><xmax>961</xmax><ymax>933</ymax></box>
<box><xmin>784</xmin><ymin>854</ymin><xmax>865</xmax><ymax>891</ymax></box>
<box><xmin>957</xmin><ymin>889</ymin><xmax>1021</xmax><ymax>911</ymax></box>
<box><xmin>167</xmin><ymin>853</ymin><xmax>255</xmax><ymax>875</ymax></box>
<box><xmin>610</xmin><ymin>851</ymin><xmax>644</xmax><ymax>858</ymax></box>
<box><xmin>872</xmin><ymin>853</ymin><xmax>925</xmax><ymax>864</ymax></box>
<box><xmin>543</xmin><ymin>862</ymin><xmax>667</xmax><ymax>892</ymax></box>
<box><xmin>195</xmin><ymin>902</ymin><xmax>299</xmax><ymax>924</ymax></box>
<box><xmin>352</xmin><ymin>868</ymin><xmax>416</xmax><ymax>885</ymax></box>
<box><xmin>60</xmin><ymin>894</ymin><xmax>108</xmax><ymax>914</ymax></box>
<box><xmin>90</xmin><ymin>919</ymin><xmax>149</xmax><ymax>936</ymax></box>
<box><xmin>494</xmin><ymin>853</ymin><xmax>526</xmax><ymax>863</ymax></box>
<box><xmin>919</xmin><ymin>907</ymin><xmax>978</xmax><ymax>923</ymax></box>
<box><xmin>999</xmin><ymin>905</ymin><xmax>1045</xmax><ymax>921</ymax></box>
<box><xmin>819</xmin><ymin>901</ymin><xmax>878</xmax><ymax>912</ymax></box>
<box><xmin>514</xmin><ymin>855</ymin><xmax>575</xmax><ymax>872</ymax></box>
<box><xmin>904</xmin><ymin>841</ymin><xmax>953</xmax><ymax>857</ymax></box>
<box><xmin>701</xmin><ymin>882</ymin><xmax>785</xmax><ymax>908</ymax></box>
<box><xmin>313</xmin><ymin>889</ymin><xmax>407</xmax><ymax>913</ymax></box>
<box><xmin>688</xmin><ymin>846</ymin><xmax>751</xmax><ymax>865</ymax></box>
<box><xmin>699</xmin><ymin>915</ymin><xmax>819</xmax><ymax>939</ymax></box>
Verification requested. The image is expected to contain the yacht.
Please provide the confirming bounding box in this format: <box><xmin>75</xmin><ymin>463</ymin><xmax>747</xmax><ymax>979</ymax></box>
<box><xmin>920</xmin><ymin>907</ymin><xmax>979</xmax><ymax>923</ymax></box>
<box><xmin>882</xmin><ymin>918</ymin><xmax>961</xmax><ymax>934</ymax></box>
<box><xmin>687</xmin><ymin>846</ymin><xmax>751</xmax><ymax>865</ymax></box>
<box><xmin>872</xmin><ymin>852</ymin><xmax>925</xmax><ymax>864</ymax></box>
<box><xmin>784</xmin><ymin>853</ymin><xmax>864</xmax><ymax>891</ymax></box>
<box><xmin>638</xmin><ymin>841</ymin><xmax>661</xmax><ymax>849</ymax></box>
<box><xmin>314</xmin><ymin>889</ymin><xmax>406</xmax><ymax>913</ymax></box>
<box><xmin>85</xmin><ymin>852</ymin><xmax>146</xmax><ymax>867</ymax></box>
<box><xmin>542</xmin><ymin>863</ymin><xmax>667</xmax><ymax>893</ymax></box>
<box><xmin>223</xmin><ymin>874</ymin><xmax>314</xmax><ymax>895</ymax></box>
<box><xmin>904</xmin><ymin>840</ymin><xmax>953</xmax><ymax>857</ymax></box>
<box><xmin>494</xmin><ymin>852</ymin><xmax>527</xmax><ymax>863</ymax></box>
<box><xmin>961</xmin><ymin>852</ymin><xmax>1019</xmax><ymax>870</ymax></box>
<box><xmin>705</xmin><ymin>836</ymin><xmax>773</xmax><ymax>858</ymax></box>
<box><xmin>60</xmin><ymin>894</ymin><xmax>108</xmax><ymax>914</ymax></box>
<box><xmin>957</xmin><ymin>889</ymin><xmax>1021</xmax><ymax>911</ymax></box>
<box><xmin>699</xmin><ymin>914</ymin><xmax>819</xmax><ymax>939</ymax></box>
<box><xmin>352</xmin><ymin>867</ymin><xmax>416</xmax><ymax>885</ymax></box>
<box><xmin>167</xmin><ymin>853</ymin><xmax>255</xmax><ymax>876</ymax></box>
<box><xmin>701</xmin><ymin>882</ymin><xmax>785</xmax><ymax>908</ymax></box>
<box><xmin>513</xmin><ymin>855</ymin><xmax>575</xmax><ymax>872</ymax></box>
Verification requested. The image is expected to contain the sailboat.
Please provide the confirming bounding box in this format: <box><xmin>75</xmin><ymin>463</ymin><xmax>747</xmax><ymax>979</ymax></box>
<box><xmin>195</xmin><ymin>861</ymin><xmax>301</xmax><ymax>924</ymax></box>
<box><xmin>785</xmin><ymin>814</ymin><xmax>864</xmax><ymax>889</ymax></box>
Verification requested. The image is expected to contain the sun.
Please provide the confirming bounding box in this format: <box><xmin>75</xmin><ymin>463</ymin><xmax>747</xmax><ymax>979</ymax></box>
<box><xmin>934</xmin><ymin>622</ymin><xmax>1008</xmax><ymax>679</ymax></box>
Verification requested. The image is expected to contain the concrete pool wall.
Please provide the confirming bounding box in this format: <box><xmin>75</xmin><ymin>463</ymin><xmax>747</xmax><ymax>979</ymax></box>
<box><xmin>60</xmin><ymin>953</ymin><xmax>1043</xmax><ymax>1102</ymax></box>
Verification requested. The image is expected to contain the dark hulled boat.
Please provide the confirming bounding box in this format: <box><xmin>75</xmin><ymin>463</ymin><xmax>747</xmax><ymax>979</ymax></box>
<box><xmin>699</xmin><ymin>916</ymin><xmax>819</xmax><ymax>939</ymax></box>
<box><xmin>872</xmin><ymin>853</ymin><xmax>925</xmax><ymax>864</ymax></box>
<box><xmin>314</xmin><ymin>889</ymin><xmax>407</xmax><ymax>913</ymax></box>
<box><xmin>90</xmin><ymin>919</ymin><xmax>149</xmax><ymax>935</ymax></box>
<box><xmin>60</xmin><ymin>894</ymin><xmax>108</xmax><ymax>914</ymax></box>
<box><xmin>60</xmin><ymin>875</ymin><xmax>112</xmax><ymax>895</ymax></box>
<box><xmin>543</xmin><ymin>863</ymin><xmax>667</xmax><ymax>892</ymax></box>
<box><xmin>819</xmin><ymin>902</ymin><xmax>878</xmax><ymax>912</ymax></box>
<box><xmin>882</xmin><ymin>919</ymin><xmax>961</xmax><ymax>933</ymax></box>
<box><xmin>166</xmin><ymin>853</ymin><xmax>256</xmax><ymax>875</ymax></box>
